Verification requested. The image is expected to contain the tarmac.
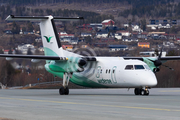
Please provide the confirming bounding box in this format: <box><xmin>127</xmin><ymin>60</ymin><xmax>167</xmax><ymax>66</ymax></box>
<box><xmin>0</xmin><ymin>88</ymin><xmax>180</xmax><ymax>120</ymax></box>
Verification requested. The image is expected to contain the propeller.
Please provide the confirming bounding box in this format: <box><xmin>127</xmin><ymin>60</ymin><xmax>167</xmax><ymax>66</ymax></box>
<box><xmin>154</xmin><ymin>46</ymin><xmax>163</xmax><ymax>67</ymax></box>
<box><xmin>73</xmin><ymin>47</ymin><xmax>97</xmax><ymax>78</ymax></box>
<box><xmin>148</xmin><ymin>47</ymin><xmax>163</xmax><ymax>68</ymax></box>
<box><xmin>149</xmin><ymin>46</ymin><xmax>174</xmax><ymax>72</ymax></box>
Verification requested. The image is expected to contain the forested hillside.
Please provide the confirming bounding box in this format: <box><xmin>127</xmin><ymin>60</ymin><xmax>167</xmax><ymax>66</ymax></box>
<box><xmin>0</xmin><ymin>0</ymin><xmax>178</xmax><ymax>23</ymax></box>
<box><xmin>0</xmin><ymin>0</ymin><xmax>175</xmax><ymax>7</ymax></box>
<box><xmin>0</xmin><ymin>6</ymin><xmax>114</xmax><ymax>23</ymax></box>
<box><xmin>119</xmin><ymin>2</ymin><xmax>180</xmax><ymax>19</ymax></box>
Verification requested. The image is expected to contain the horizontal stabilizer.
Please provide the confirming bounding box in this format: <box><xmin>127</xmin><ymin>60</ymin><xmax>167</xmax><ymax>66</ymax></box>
<box><xmin>6</xmin><ymin>15</ymin><xmax>84</xmax><ymax>21</ymax></box>
<box><xmin>54</xmin><ymin>16</ymin><xmax>84</xmax><ymax>21</ymax></box>
<box><xmin>6</xmin><ymin>15</ymin><xmax>49</xmax><ymax>21</ymax></box>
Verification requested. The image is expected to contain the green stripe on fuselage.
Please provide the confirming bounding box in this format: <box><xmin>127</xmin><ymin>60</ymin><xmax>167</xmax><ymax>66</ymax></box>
<box><xmin>43</xmin><ymin>48</ymin><xmax>106</xmax><ymax>87</ymax></box>
<box><xmin>45</xmin><ymin>64</ymin><xmax>107</xmax><ymax>88</ymax></box>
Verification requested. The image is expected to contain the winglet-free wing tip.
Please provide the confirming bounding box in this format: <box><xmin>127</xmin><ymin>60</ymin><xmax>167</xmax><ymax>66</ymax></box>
<box><xmin>5</xmin><ymin>15</ymin><xmax>13</xmax><ymax>20</ymax></box>
<box><xmin>78</xmin><ymin>17</ymin><xmax>84</xmax><ymax>19</ymax></box>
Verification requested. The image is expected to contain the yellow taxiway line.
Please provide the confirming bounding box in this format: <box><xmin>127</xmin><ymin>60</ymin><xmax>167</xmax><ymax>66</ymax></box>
<box><xmin>0</xmin><ymin>96</ymin><xmax>180</xmax><ymax>112</ymax></box>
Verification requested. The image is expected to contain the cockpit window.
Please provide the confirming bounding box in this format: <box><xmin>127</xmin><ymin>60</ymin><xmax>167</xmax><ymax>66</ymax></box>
<box><xmin>125</xmin><ymin>65</ymin><xmax>134</xmax><ymax>70</ymax></box>
<box><xmin>134</xmin><ymin>65</ymin><xmax>145</xmax><ymax>70</ymax></box>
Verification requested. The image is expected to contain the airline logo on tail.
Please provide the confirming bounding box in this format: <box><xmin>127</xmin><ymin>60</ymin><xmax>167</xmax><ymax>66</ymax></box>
<box><xmin>44</xmin><ymin>36</ymin><xmax>53</xmax><ymax>43</ymax></box>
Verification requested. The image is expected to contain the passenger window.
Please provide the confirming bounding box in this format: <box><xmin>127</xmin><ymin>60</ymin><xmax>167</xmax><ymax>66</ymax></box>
<box><xmin>125</xmin><ymin>65</ymin><xmax>134</xmax><ymax>70</ymax></box>
<box><xmin>109</xmin><ymin>69</ymin><xmax>111</xmax><ymax>73</ymax></box>
<box><xmin>113</xmin><ymin>69</ymin><xmax>115</xmax><ymax>73</ymax></box>
<box><xmin>134</xmin><ymin>65</ymin><xmax>145</xmax><ymax>70</ymax></box>
<box><xmin>106</xmin><ymin>69</ymin><xmax>108</xmax><ymax>73</ymax></box>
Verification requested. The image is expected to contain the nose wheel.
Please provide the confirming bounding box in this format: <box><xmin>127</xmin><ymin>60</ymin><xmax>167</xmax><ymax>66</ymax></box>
<box><xmin>141</xmin><ymin>89</ymin><xmax>149</xmax><ymax>96</ymax></box>
<box><xmin>134</xmin><ymin>88</ymin><xmax>149</xmax><ymax>96</ymax></box>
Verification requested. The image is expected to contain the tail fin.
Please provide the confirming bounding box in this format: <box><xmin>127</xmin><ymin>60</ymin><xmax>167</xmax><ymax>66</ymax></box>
<box><xmin>6</xmin><ymin>15</ymin><xmax>83</xmax><ymax>57</ymax></box>
<box><xmin>39</xmin><ymin>16</ymin><xmax>62</xmax><ymax>57</ymax></box>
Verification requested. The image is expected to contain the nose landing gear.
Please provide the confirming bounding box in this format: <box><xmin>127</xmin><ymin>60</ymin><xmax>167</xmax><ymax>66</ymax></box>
<box><xmin>134</xmin><ymin>87</ymin><xmax>149</xmax><ymax>96</ymax></box>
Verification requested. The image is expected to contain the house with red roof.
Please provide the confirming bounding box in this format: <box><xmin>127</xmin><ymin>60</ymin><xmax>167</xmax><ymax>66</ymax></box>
<box><xmin>102</xmin><ymin>19</ymin><xmax>115</xmax><ymax>27</ymax></box>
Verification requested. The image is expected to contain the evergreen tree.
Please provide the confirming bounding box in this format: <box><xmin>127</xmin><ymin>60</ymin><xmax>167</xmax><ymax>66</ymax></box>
<box><xmin>0</xmin><ymin>49</ymin><xmax>4</xmax><ymax>54</ymax></box>
<box><xmin>140</xmin><ymin>19</ymin><xmax>146</xmax><ymax>31</ymax></box>
<box><xmin>27</xmin><ymin>22</ymin><xmax>34</xmax><ymax>32</ymax></box>
<box><xmin>84</xmin><ymin>36</ymin><xmax>92</xmax><ymax>44</ymax></box>
<box><xmin>12</xmin><ymin>22</ymin><xmax>20</xmax><ymax>34</ymax></box>
<box><xmin>8</xmin><ymin>49</ymin><xmax>13</xmax><ymax>54</ymax></box>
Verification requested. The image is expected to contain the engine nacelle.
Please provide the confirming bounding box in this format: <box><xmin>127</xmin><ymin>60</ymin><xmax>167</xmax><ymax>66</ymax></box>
<box><xmin>47</xmin><ymin>57</ymin><xmax>87</xmax><ymax>73</ymax></box>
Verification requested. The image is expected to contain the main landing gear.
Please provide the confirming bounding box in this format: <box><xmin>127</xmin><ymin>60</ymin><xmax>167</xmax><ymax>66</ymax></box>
<box><xmin>59</xmin><ymin>72</ymin><xmax>72</xmax><ymax>95</ymax></box>
<box><xmin>134</xmin><ymin>87</ymin><xmax>149</xmax><ymax>96</ymax></box>
<box><xmin>59</xmin><ymin>86</ymin><xmax>69</xmax><ymax>95</ymax></box>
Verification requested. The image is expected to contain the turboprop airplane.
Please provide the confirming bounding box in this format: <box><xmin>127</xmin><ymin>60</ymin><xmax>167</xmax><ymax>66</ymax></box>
<box><xmin>1</xmin><ymin>15</ymin><xmax>180</xmax><ymax>96</ymax></box>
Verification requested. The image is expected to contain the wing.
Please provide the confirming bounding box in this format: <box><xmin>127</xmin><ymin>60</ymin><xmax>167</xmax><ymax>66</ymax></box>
<box><xmin>0</xmin><ymin>54</ymin><xmax>97</xmax><ymax>61</ymax></box>
<box><xmin>0</xmin><ymin>54</ymin><xmax>67</xmax><ymax>60</ymax></box>
<box><xmin>160</xmin><ymin>56</ymin><xmax>180</xmax><ymax>60</ymax></box>
<box><xmin>123</xmin><ymin>56</ymin><xmax>180</xmax><ymax>61</ymax></box>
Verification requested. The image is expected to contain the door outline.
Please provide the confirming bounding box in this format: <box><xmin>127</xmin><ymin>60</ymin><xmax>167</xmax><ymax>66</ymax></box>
<box><xmin>111</xmin><ymin>66</ymin><xmax>117</xmax><ymax>83</ymax></box>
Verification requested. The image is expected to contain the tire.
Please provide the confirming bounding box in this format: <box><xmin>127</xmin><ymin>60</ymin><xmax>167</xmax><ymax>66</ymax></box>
<box><xmin>145</xmin><ymin>90</ymin><xmax>149</xmax><ymax>96</ymax></box>
<box><xmin>64</xmin><ymin>87</ymin><xmax>69</xmax><ymax>95</ymax></box>
<box><xmin>134</xmin><ymin>88</ymin><xmax>140</xmax><ymax>95</ymax></box>
<box><xmin>141</xmin><ymin>89</ymin><xmax>145</xmax><ymax>96</ymax></box>
<box><xmin>59</xmin><ymin>87</ymin><xmax>65</xmax><ymax>95</ymax></box>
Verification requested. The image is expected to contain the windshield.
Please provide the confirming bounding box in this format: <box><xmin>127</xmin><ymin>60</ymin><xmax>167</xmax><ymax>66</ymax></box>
<box><xmin>125</xmin><ymin>65</ymin><xmax>148</xmax><ymax>70</ymax></box>
<box><xmin>125</xmin><ymin>65</ymin><xmax>134</xmax><ymax>70</ymax></box>
<box><xmin>134</xmin><ymin>65</ymin><xmax>145</xmax><ymax>70</ymax></box>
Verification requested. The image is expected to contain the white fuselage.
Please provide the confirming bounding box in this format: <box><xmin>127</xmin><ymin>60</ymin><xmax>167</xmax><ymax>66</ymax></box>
<box><xmin>72</xmin><ymin>57</ymin><xmax>157</xmax><ymax>88</ymax></box>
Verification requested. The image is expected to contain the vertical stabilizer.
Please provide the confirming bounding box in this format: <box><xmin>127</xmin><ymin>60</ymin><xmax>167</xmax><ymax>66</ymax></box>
<box><xmin>5</xmin><ymin>15</ymin><xmax>83</xmax><ymax>58</ymax></box>
<box><xmin>39</xmin><ymin>16</ymin><xmax>64</xmax><ymax>57</ymax></box>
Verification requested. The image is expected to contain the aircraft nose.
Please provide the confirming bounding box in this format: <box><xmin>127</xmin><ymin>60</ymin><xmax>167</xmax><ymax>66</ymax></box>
<box><xmin>148</xmin><ymin>75</ymin><xmax>157</xmax><ymax>86</ymax></box>
<box><xmin>139</xmin><ymin>71</ymin><xmax>157</xmax><ymax>87</ymax></box>
<box><xmin>146</xmin><ymin>72</ymin><xmax>157</xmax><ymax>87</ymax></box>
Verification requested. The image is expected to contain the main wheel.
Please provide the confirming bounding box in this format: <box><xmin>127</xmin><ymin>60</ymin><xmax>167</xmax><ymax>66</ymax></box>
<box><xmin>59</xmin><ymin>87</ymin><xmax>65</xmax><ymax>95</ymax></box>
<box><xmin>64</xmin><ymin>87</ymin><xmax>69</xmax><ymax>95</ymax></box>
<box><xmin>134</xmin><ymin>88</ymin><xmax>140</xmax><ymax>95</ymax></box>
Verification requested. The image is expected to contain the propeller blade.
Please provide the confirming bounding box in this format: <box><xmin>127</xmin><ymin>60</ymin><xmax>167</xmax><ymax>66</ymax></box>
<box><xmin>162</xmin><ymin>64</ymin><xmax>174</xmax><ymax>70</ymax></box>
<box><xmin>158</xmin><ymin>46</ymin><xmax>163</xmax><ymax>60</ymax></box>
